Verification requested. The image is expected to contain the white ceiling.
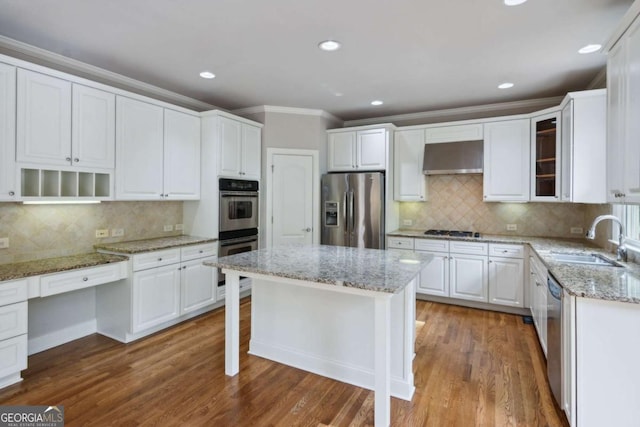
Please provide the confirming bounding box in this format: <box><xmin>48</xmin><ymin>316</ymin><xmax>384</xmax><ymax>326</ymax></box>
<box><xmin>0</xmin><ymin>0</ymin><xmax>633</xmax><ymax>121</ymax></box>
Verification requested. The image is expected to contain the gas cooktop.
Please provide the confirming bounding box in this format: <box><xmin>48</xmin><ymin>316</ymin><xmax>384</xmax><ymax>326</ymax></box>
<box><xmin>424</xmin><ymin>229</ymin><xmax>481</xmax><ymax>238</ymax></box>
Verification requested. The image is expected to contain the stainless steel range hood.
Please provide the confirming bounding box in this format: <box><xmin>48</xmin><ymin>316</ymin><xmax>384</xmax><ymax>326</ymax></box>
<box><xmin>422</xmin><ymin>140</ymin><xmax>483</xmax><ymax>175</ymax></box>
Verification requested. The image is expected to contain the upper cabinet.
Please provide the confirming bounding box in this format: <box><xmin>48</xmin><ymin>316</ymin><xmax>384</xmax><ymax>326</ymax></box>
<box><xmin>607</xmin><ymin>12</ymin><xmax>640</xmax><ymax>204</ymax></box>
<box><xmin>530</xmin><ymin>109</ymin><xmax>561</xmax><ymax>202</ymax></box>
<box><xmin>425</xmin><ymin>123</ymin><xmax>483</xmax><ymax>144</ymax></box>
<box><xmin>163</xmin><ymin>109</ymin><xmax>201</xmax><ymax>199</ymax></box>
<box><xmin>218</xmin><ymin>115</ymin><xmax>261</xmax><ymax>180</ymax></box>
<box><xmin>328</xmin><ymin>127</ymin><xmax>387</xmax><ymax>171</ymax></box>
<box><xmin>483</xmin><ymin>119</ymin><xmax>530</xmax><ymax>202</ymax></box>
<box><xmin>0</xmin><ymin>63</ymin><xmax>16</xmax><ymax>202</ymax></box>
<box><xmin>394</xmin><ymin>129</ymin><xmax>427</xmax><ymax>201</ymax></box>
<box><xmin>560</xmin><ymin>90</ymin><xmax>607</xmax><ymax>203</ymax></box>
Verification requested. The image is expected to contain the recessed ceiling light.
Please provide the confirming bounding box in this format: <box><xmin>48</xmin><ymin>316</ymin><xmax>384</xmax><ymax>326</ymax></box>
<box><xmin>578</xmin><ymin>44</ymin><xmax>602</xmax><ymax>54</ymax></box>
<box><xmin>504</xmin><ymin>0</ymin><xmax>527</xmax><ymax>5</ymax></box>
<box><xmin>371</xmin><ymin>100</ymin><xmax>384</xmax><ymax>106</ymax></box>
<box><xmin>318</xmin><ymin>40</ymin><xmax>341</xmax><ymax>51</ymax></box>
<box><xmin>199</xmin><ymin>71</ymin><xmax>216</xmax><ymax>79</ymax></box>
<box><xmin>498</xmin><ymin>82</ymin><xmax>514</xmax><ymax>89</ymax></box>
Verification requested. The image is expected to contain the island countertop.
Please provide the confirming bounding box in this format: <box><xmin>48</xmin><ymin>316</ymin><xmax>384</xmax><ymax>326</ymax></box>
<box><xmin>205</xmin><ymin>244</ymin><xmax>433</xmax><ymax>293</ymax></box>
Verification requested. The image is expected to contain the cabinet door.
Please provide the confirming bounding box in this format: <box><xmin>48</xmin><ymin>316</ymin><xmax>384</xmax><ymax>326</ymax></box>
<box><xmin>16</xmin><ymin>69</ymin><xmax>71</xmax><ymax>166</ymax></box>
<box><xmin>356</xmin><ymin>128</ymin><xmax>386</xmax><ymax>170</ymax></box>
<box><xmin>624</xmin><ymin>17</ymin><xmax>640</xmax><ymax>203</ymax></box>
<box><xmin>560</xmin><ymin>101</ymin><xmax>573</xmax><ymax>201</ymax></box>
<box><xmin>241</xmin><ymin>124</ymin><xmax>261</xmax><ymax>179</ymax></box>
<box><xmin>483</xmin><ymin>119</ymin><xmax>530</xmax><ymax>201</ymax></box>
<box><xmin>416</xmin><ymin>251</ymin><xmax>449</xmax><ymax>296</ymax></box>
<box><xmin>607</xmin><ymin>41</ymin><xmax>627</xmax><ymax>203</ymax></box>
<box><xmin>181</xmin><ymin>256</ymin><xmax>217</xmax><ymax>314</ymax></box>
<box><xmin>72</xmin><ymin>84</ymin><xmax>115</xmax><ymax>169</ymax></box>
<box><xmin>163</xmin><ymin>109</ymin><xmax>200</xmax><ymax>200</ymax></box>
<box><xmin>537</xmin><ymin>282</ymin><xmax>547</xmax><ymax>356</ymax></box>
<box><xmin>328</xmin><ymin>132</ymin><xmax>356</xmax><ymax>171</ymax></box>
<box><xmin>115</xmin><ymin>97</ymin><xmax>164</xmax><ymax>200</ymax></box>
<box><xmin>449</xmin><ymin>254</ymin><xmax>488</xmax><ymax>302</ymax></box>
<box><xmin>0</xmin><ymin>63</ymin><xmax>16</xmax><ymax>201</ymax></box>
<box><xmin>562</xmin><ymin>289</ymin><xmax>576</xmax><ymax>427</ymax></box>
<box><xmin>531</xmin><ymin>111</ymin><xmax>561</xmax><ymax>201</ymax></box>
<box><xmin>394</xmin><ymin>129</ymin><xmax>427</xmax><ymax>201</ymax></box>
<box><xmin>488</xmin><ymin>257</ymin><xmax>524</xmax><ymax>307</ymax></box>
<box><xmin>132</xmin><ymin>264</ymin><xmax>181</xmax><ymax>333</ymax></box>
<box><xmin>218</xmin><ymin>116</ymin><xmax>242</xmax><ymax>178</ymax></box>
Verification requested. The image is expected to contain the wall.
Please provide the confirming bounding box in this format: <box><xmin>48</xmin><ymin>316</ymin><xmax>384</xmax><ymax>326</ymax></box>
<box><xmin>399</xmin><ymin>175</ymin><xmax>606</xmax><ymax>239</ymax></box>
<box><xmin>0</xmin><ymin>201</ymin><xmax>183</xmax><ymax>264</ymax></box>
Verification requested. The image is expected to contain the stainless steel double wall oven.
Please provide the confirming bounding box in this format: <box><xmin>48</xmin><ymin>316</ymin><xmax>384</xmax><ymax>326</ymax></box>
<box><xmin>218</xmin><ymin>178</ymin><xmax>259</xmax><ymax>285</ymax></box>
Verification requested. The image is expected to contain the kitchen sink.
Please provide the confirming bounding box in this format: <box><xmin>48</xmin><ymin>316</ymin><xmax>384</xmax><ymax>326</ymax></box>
<box><xmin>550</xmin><ymin>252</ymin><xmax>623</xmax><ymax>267</ymax></box>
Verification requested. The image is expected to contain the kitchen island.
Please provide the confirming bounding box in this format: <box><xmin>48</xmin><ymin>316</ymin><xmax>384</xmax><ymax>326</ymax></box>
<box><xmin>205</xmin><ymin>245</ymin><xmax>432</xmax><ymax>427</ymax></box>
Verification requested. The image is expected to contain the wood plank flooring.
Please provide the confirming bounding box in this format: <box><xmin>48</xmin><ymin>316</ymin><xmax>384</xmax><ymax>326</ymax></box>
<box><xmin>0</xmin><ymin>299</ymin><xmax>568</xmax><ymax>426</ymax></box>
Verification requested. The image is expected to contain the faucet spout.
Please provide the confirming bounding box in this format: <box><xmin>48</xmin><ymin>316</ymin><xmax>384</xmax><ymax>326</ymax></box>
<box><xmin>586</xmin><ymin>215</ymin><xmax>627</xmax><ymax>262</ymax></box>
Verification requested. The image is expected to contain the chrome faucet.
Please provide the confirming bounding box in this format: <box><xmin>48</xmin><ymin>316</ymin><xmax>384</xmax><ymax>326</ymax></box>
<box><xmin>586</xmin><ymin>215</ymin><xmax>627</xmax><ymax>262</ymax></box>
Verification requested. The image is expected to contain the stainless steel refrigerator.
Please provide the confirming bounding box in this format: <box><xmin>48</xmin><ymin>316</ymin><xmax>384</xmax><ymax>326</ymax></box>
<box><xmin>321</xmin><ymin>172</ymin><xmax>385</xmax><ymax>249</ymax></box>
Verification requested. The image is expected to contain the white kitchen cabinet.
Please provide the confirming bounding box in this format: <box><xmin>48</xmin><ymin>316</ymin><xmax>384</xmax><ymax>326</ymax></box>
<box><xmin>607</xmin><ymin>41</ymin><xmax>627</xmax><ymax>203</ymax></box>
<box><xmin>450</xmin><ymin>254</ymin><xmax>488</xmax><ymax>302</ymax></box>
<box><xmin>530</xmin><ymin>253</ymin><xmax>548</xmax><ymax>356</ymax></box>
<box><xmin>71</xmin><ymin>84</ymin><xmax>115</xmax><ymax>169</ymax></box>
<box><xmin>0</xmin><ymin>62</ymin><xmax>16</xmax><ymax>201</ymax></box>
<box><xmin>387</xmin><ymin>236</ymin><xmax>415</xmax><ymax>250</ymax></box>
<box><xmin>562</xmin><ymin>288</ymin><xmax>576</xmax><ymax>426</ymax></box>
<box><xmin>115</xmin><ymin>96</ymin><xmax>164</xmax><ymax>200</ymax></box>
<box><xmin>132</xmin><ymin>263</ymin><xmax>181</xmax><ymax>333</ymax></box>
<box><xmin>328</xmin><ymin>127</ymin><xmax>387</xmax><ymax>171</ymax></box>
<box><xmin>417</xmin><ymin>252</ymin><xmax>449</xmax><ymax>296</ymax></box>
<box><xmin>163</xmin><ymin>109</ymin><xmax>201</xmax><ymax>199</ymax></box>
<box><xmin>488</xmin><ymin>257</ymin><xmax>524</xmax><ymax>307</ymax></box>
<box><xmin>181</xmin><ymin>256</ymin><xmax>217</xmax><ymax>314</ymax></box>
<box><xmin>0</xmin><ymin>278</ymin><xmax>28</xmax><ymax>389</ymax></box>
<box><xmin>530</xmin><ymin>109</ymin><xmax>561</xmax><ymax>202</ymax></box>
<box><xmin>559</xmin><ymin>90</ymin><xmax>607</xmax><ymax>203</ymax></box>
<box><xmin>218</xmin><ymin>115</ymin><xmax>261</xmax><ymax>180</ymax></box>
<box><xmin>394</xmin><ymin>129</ymin><xmax>427</xmax><ymax>201</ymax></box>
<box><xmin>16</xmin><ymin>69</ymin><xmax>72</xmax><ymax>166</ymax></box>
<box><xmin>483</xmin><ymin>119</ymin><xmax>530</xmax><ymax>202</ymax></box>
<box><xmin>425</xmin><ymin>123</ymin><xmax>483</xmax><ymax>143</ymax></box>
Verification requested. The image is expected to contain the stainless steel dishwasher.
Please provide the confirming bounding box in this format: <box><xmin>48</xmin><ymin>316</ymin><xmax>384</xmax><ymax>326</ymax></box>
<box><xmin>547</xmin><ymin>274</ymin><xmax>562</xmax><ymax>407</ymax></box>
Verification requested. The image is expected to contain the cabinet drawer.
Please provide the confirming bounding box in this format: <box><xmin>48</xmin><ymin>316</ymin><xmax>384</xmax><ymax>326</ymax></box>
<box><xmin>40</xmin><ymin>262</ymin><xmax>127</xmax><ymax>297</ymax></box>
<box><xmin>450</xmin><ymin>241</ymin><xmax>488</xmax><ymax>256</ymax></box>
<box><xmin>415</xmin><ymin>238</ymin><xmax>449</xmax><ymax>253</ymax></box>
<box><xmin>489</xmin><ymin>243</ymin><xmax>525</xmax><ymax>259</ymax></box>
<box><xmin>388</xmin><ymin>237</ymin><xmax>414</xmax><ymax>250</ymax></box>
<box><xmin>0</xmin><ymin>279</ymin><xmax>28</xmax><ymax>307</ymax></box>
<box><xmin>132</xmin><ymin>248</ymin><xmax>181</xmax><ymax>271</ymax></box>
<box><xmin>181</xmin><ymin>243</ymin><xmax>217</xmax><ymax>261</ymax></box>
<box><xmin>0</xmin><ymin>334</ymin><xmax>27</xmax><ymax>379</ymax></box>
<box><xmin>0</xmin><ymin>302</ymin><xmax>27</xmax><ymax>341</ymax></box>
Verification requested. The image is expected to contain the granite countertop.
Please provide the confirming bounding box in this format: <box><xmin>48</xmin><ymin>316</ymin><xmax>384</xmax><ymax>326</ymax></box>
<box><xmin>0</xmin><ymin>253</ymin><xmax>129</xmax><ymax>282</ymax></box>
<box><xmin>388</xmin><ymin>229</ymin><xmax>640</xmax><ymax>304</ymax></box>
<box><xmin>95</xmin><ymin>235</ymin><xmax>217</xmax><ymax>254</ymax></box>
<box><xmin>205</xmin><ymin>244</ymin><xmax>433</xmax><ymax>294</ymax></box>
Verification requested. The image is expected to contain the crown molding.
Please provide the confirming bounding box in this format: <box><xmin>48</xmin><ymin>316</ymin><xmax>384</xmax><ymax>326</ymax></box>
<box><xmin>232</xmin><ymin>105</ymin><xmax>343</xmax><ymax>124</ymax></box>
<box><xmin>343</xmin><ymin>96</ymin><xmax>565</xmax><ymax>127</ymax></box>
<box><xmin>0</xmin><ymin>35</ymin><xmax>217</xmax><ymax>112</ymax></box>
<box><xmin>587</xmin><ymin>67</ymin><xmax>607</xmax><ymax>90</ymax></box>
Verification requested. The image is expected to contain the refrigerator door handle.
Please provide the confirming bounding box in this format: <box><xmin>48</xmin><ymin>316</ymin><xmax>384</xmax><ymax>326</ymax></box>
<box><xmin>344</xmin><ymin>191</ymin><xmax>350</xmax><ymax>235</ymax></box>
<box><xmin>348</xmin><ymin>191</ymin><xmax>355</xmax><ymax>232</ymax></box>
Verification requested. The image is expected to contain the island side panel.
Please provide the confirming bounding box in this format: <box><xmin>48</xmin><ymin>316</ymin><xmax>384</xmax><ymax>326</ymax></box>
<box><xmin>224</xmin><ymin>270</ymin><xmax>240</xmax><ymax>376</ymax></box>
<box><xmin>248</xmin><ymin>277</ymin><xmax>415</xmax><ymax>400</ymax></box>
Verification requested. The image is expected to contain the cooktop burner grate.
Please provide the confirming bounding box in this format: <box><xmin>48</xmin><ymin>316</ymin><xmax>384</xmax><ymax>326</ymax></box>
<box><xmin>424</xmin><ymin>229</ymin><xmax>480</xmax><ymax>238</ymax></box>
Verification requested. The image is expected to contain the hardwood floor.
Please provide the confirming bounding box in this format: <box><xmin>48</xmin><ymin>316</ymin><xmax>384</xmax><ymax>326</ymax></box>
<box><xmin>0</xmin><ymin>299</ymin><xmax>568</xmax><ymax>426</ymax></box>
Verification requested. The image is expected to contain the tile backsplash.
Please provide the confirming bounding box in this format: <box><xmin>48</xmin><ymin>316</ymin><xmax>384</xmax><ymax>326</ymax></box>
<box><xmin>400</xmin><ymin>175</ymin><xmax>610</xmax><ymax>240</ymax></box>
<box><xmin>0</xmin><ymin>201</ymin><xmax>183</xmax><ymax>264</ymax></box>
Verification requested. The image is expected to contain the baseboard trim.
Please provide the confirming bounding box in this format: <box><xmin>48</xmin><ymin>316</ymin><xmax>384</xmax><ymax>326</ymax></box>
<box><xmin>28</xmin><ymin>319</ymin><xmax>97</xmax><ymax>355</ymax></box>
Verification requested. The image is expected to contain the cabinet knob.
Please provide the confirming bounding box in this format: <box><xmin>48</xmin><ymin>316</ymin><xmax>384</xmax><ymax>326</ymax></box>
<box><xmin>158</xmin><ymin>257</ymin><xmax>163</xmax><ymax>261</ymax></box>
<box><xmin>199</xmin><ymin>250</ymin><xmax>203</xmax><ymax>253</ymax></box>
<box><xmin>65</xmin><ymin>157</ymin><xmax>71</xmax><ymax>162</ymax></box>
<box><xmin>74</xmin><ymin>158</ymin><xmax>79</xmax><ymax>163</ymax></box>
<box><xmin>82</xmin><ymin>277</ymin><xmax>88</xmax><ymax>282</ymax></box>
<box><xmin>8</xmin><ymin>191</ymin><xmax>14</xmax><ymax>196</ymax></box>
<box><xmin>502</xmin><ymin>250</ymin><xmax>508</xmax><ymax>253</ymax></box>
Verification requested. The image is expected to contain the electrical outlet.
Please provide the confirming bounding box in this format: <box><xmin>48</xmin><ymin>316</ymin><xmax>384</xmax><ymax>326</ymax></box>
<box><xmin>402</xmin><ymin>219</ymin><xmax>413</xmax><ymax>226</ymax></box>
<box><xmin>111</xmin><ymin>228</ymin><xmax>124</xmax><ymax>237</ymax></box>
<box><xmin>0</xmin><ymin>237</ymin><xmax>8</xmax><ymax>249</ymax></box>
<box><xmin>164</xmin><ymin>224</ymin><xmax>174</xmax><ymax>232</ymax></box>
<box><xmin>95</xmin><ymin>229</ymin><xmax>109</xmax><ymax>238</ymax></box>
<box><xmin>506</xmin><ymin>224</ymin><xmax>517</xmax><ymax>231</ymax></box>
<box><xmin>175</xmin><ymin>224</ymin><xmax>184</xmax><ymax>231</ymax></box>
<box><xmin>571</xmin><ymin>227</ymin><xmax>584</xmax><ymax>234</ymax></box>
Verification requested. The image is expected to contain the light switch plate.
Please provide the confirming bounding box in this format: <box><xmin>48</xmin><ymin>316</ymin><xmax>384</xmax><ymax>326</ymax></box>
<box><xmin>175</xmin><ymin>224</ymin><xmax>184</xmax><ymax>231</ymax></box>
<box><xmin>164</xmin><ymin>224</ymin><xmax>174</xmax><ymax>232</ymax></box>
<box><xmin>96</xmin><ymin>229</ymin><xmax>109</xmax><ymax>238</ymax></box>
<box><xmin>402</xmin><ymin>220</ymin><xmax>413</xmax><ymax>226</ymax></box>
<box><xmin>0</xmin><ymin>237</ymin><xmax>8</xmax><ymax>249</ymax></box>
<box><xmin>506</xmin><ymin>224</ymin><xmax>517</xmax><ymax>231</ymax></box>
<box><xmin>571</xmin><ymin>227</ymin><xmax>584</xmax><ymax>234</ymax></box>
<box><xmin>111</xmin><ymin>228</ymin><xmax>124</xmax><ymax>237</ymax></box>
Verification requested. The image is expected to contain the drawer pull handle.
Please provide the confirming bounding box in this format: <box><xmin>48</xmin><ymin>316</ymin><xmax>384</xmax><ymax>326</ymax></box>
<box><xmin>158</xmin><ymin>257</ymin><xmax>163</xmax><ymax>261</ymax></box>
<box><xmin>199</xmin><ymin>250</ymin><xmax>204</xmax><ymax>253</ymax></box>
<box><xmin>82</xmin><ymin>277</ymin><xmax>88</xmax><ymax>282</ymax></box>
<box><xmin>502</xmin><ymin>250</ymin><xmax>509</xmax><ymax>253</ymax></box>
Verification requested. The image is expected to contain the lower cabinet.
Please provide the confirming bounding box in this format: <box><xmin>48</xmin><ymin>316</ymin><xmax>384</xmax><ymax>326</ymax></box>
<box><xmin>132</xmin><ymin>263</ymin><xmax>181</xmax><ymax>333</ymax></box>
<box><xmin>450</xmin><ymin>254</ymin><xmax>488</xmax><ymax>302</ymax></box>
<box><xmin>417</xmin><ymin>251</ymin><xmax>449</xmax><ymax>296</ymax></box>
<box><xmin>488</xmin><ymin>256</ymin><xmax>524</xmax><ymax>307</ymax></box>
<box><xmin>529</xmin><ymin>252</ymin><xmax>548</xmax><ymax>356</ymax></box>
<box><xmin>0</xmin><ymin>278</ymin><xmax>28</xmax><ymax>388</ymax></box>
<box><xmin>181</xmin><ymin>257</ymin><xmax>217</xmax><ymax>314</ymax></box>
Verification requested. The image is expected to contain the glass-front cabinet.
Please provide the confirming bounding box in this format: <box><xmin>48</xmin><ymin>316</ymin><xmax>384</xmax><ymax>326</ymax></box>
<box><xmin>531</xmin><ymin>110</ymin><xmax>561</xmax><ymax>201</ymax></box>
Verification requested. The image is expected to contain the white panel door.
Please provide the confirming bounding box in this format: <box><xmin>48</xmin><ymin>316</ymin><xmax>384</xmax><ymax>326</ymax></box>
<box><xmin>357</xmin><ymin>128</ymin><xmax>386</xmax><ymax>170</ymax></box>
<box><xmin>624</xmin><ymin>17</ymin><xmax>640</xmax><ymax>203</ymax></box>
<box><xmin>241</xmin><ymin>124</ymin><xmax>261</xmax><ymax>180</ymax></box>
<box><xmin>328</xmin><ymin>132</ymin><xmax>356</xmax><ymax>171</ymax></box>
<box><xmin>416</xmin><ymin>251</ymin><xmax>449</xmax><ymax>296</ymax></box>
<box><xmin>163</xmin><ymin>109</ymin><xmax>201</xmax><ymax>200</ymax></box>
<box><xmin>449</xmin><ymin>254</ymin><xmax>488</xmax><ymax>302</ymax></box>
<box><xmin>132</xmin><ymin>264</ymin><xmax>181</xmax><ymax>333</ymax></box>
<box><xmin>181</xmin><ymin>256</ymin><xmax>217</xmax><ymax>314</ymax></box>
<box><xmin>607</xmin><ymin>41</ymin><xmax>627</xmax><ymax>203</ymax></box>
<box><xmin>115</xmin><ymin>96</ymin><xmax>164</xmax><ymax>200</ymax></box>
<box><xmin>394</xmin><ymin>129</ymin><xmax>426</xmax><ymax>201</ymax></box>
<box><xmin>271</xmin><ymin>153</ymin><xmax>314</xmax><ymax>246</ymax></box>
<box><xmin>16</xmin><ymin>69</ymin><xmax>71</xmax><ymax>166</ymax></box>
<box><xmin>483</xmin><ymin>119</ymin><xmax>530</xmax><ymax>201</ymax></box>
<box><xmin>488</xmin><ymin>257</ymin><xmax>524</xmax><ymax>307</ymax></box>
<box><xmin>72</xmin><ymin>84</ymin><xmax>115</xmax><ymax>169</ymax></box>
<box><xmin>218</xmin><ymin>116</ymin><xmax>242</xmax><ymax>178</ymax></box>
<box><xmin>0</xmin><ymin>63</ymin><xmax>16</xmax><ymax>201</ymax></box>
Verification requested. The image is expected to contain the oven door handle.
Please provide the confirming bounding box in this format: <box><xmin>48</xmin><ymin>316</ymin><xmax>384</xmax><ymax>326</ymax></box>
<box><xmin>220</xmin><ymin>236</ymin><xmax>259</xmax><ymax>246</ymax></box>
<box><xmin>220</xmin><ymin>191</ymin><xmax>259</xmax><ymax>198</ymax></box>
